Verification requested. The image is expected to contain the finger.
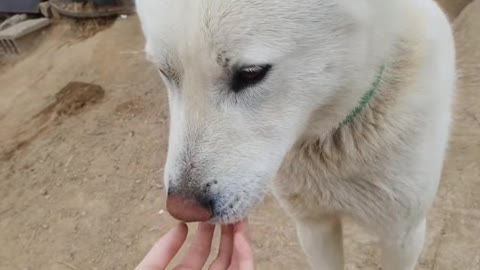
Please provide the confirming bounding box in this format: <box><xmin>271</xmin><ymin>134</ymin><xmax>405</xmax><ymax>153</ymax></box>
<box><xmin>209</xmin><ymin>225</ymin><xmax>234</xmax><ymax>270</ymax></box>
<box><xmin>177</xmin><ymin>223</ymin><xmax>215</xmax><ymax>269</ymax></box>
<box><xmin>230</xmin><ymin>221</ymin><xmax>254</xmax><ymax>270</ymax></box>
<box><xmin>135</xmin><ymin>223</ymin><xmax>188</xmax><ymax>270</ymax></box>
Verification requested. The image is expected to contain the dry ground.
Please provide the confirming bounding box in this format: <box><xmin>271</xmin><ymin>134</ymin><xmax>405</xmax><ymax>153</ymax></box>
<box><xmin>1</xmin><ymin>1</ymin><xmax>479</xmax><ymax>269</ymax></box>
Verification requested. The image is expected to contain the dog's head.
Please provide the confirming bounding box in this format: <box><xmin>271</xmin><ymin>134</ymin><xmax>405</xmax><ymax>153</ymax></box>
<box><xmin>137</xmin><ymin>0</ymin><xmax>371</xmax><ymax>223</ymax></box>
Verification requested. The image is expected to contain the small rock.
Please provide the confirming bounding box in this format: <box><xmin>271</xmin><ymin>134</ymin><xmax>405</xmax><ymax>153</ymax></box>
<box><xmin>158</xmin><ymin>209</ymin><xmax>165</xmax><ymax>215</ymax></box>
<box><xmin>129</xmin><ymin>131</ymin><xmax>135</xmax><ymax>137</ymax></box>
<box><xmin>135</xmin><ymin>179</ymin><xmax>141</xmax><ymax>184</ymax></box>
<box><xmin>120</xmin><ymin>14</ymin><xmax>128</xmax><ymax>19</ymax></box>
<box><xmin>42</xmin><ymin>224</ymin><xmax>49</xmax><ymax>229</ymax></box>
<box><xmin>80</xmin><ymin>211</ymin><xmax>87</xmax><ymax>217</ymax></box>
<box><xmin>41</xmin><ymin>189</ymin><xmax>49</xmax><ymax>196</ymax></box>
<box><xmin>154</xmin><ymin>183</ymin><xmax>164</xmax><ymax>190</ymax></box>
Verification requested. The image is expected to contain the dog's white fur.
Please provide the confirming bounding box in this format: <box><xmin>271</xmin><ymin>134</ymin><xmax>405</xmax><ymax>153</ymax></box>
<box><xmin>136</xmin><ymin>0</ymin><xmax>455</xmax><ymax>269</ymax></box>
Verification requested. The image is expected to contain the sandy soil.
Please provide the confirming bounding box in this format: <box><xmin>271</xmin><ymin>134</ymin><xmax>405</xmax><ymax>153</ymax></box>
<box><xmin>436</xmin><ymin>0</ymin><xmax>473</xmax><ymax>19</ymax></box>
<box><xmin>0</xmin><ymin>1</ymin><xmax>479</xmax><ymax>269</ymax></box>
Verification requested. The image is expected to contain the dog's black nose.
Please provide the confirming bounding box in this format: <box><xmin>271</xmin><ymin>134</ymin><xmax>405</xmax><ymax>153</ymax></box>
<box><xmin>166</xmin><ymin>191</ymin><xmax>213</xmax><ymax>223</ymax></box>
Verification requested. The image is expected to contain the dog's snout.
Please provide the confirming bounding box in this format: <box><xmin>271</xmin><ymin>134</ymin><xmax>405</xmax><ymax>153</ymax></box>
<box><xmin>166</xmin><ymin>191</ymin><xmax>213</xmax><ymax>223</ymax></box>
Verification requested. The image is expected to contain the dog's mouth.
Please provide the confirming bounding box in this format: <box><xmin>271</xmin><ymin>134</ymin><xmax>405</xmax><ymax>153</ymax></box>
<box><xmin>210</xmin><ymin>211</ymin><xmax>247</xmax><ymax>224</ymax></box>
<box><xmin>209</xmin><ymin>195</ymin><xmax>248</xmax><ymax>224</ymax></box>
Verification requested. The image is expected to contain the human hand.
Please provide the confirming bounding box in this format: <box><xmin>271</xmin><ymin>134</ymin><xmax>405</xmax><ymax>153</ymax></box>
<box><xmin>135</xmin><ymin>221</ymin><xmax>255</xmax><ymax>270</ymax></box>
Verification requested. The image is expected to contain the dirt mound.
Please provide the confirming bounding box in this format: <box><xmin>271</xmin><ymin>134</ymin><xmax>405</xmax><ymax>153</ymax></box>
<box><xmin>50</xmin><ymin>0</ymin><xmax>135</xmax><ymax>18</ymax></box>
<box><xmin>62</xmin><ymin>17</ymin><xmax>116</xmax><ymax>39</ymax></box>
<box><xmin>51</xmin><ymin>81</ymin><xmax>105</xmax><ymax>116</ymax></box>
<box><xmin>1</xmin><ymin>81</ymin><xmax>104</xmax><ymax>161</ymax></box>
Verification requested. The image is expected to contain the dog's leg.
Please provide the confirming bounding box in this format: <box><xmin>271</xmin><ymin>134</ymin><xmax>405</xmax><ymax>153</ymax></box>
<box><xmin>296</xmin><ymin>216</ymin><xmax>344</xmax><ymax>270</ymax></box>
<box><xmin>380</xmin><ymin>218</ymin><xmax>426</xmax><ymax>270</ymax></box>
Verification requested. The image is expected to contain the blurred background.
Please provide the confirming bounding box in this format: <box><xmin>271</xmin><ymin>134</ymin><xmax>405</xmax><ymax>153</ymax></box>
<box><xmin>0</xmin><ymin>1</ymin><xmax>479</xmax><ymax>269</ymax></box>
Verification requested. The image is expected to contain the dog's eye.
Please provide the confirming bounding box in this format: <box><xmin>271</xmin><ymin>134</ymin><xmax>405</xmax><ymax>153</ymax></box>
<box><xmin>231</xmin><ymin>65</ymin><xmax>272</xmax><ymax>93</ymax></box>
<box><xmin>158</xmin><ymin>68</ymin><xmax>168</xmax><ymax>78</ymax></box>
<box><xmin>158</xmin><ymin>68</ymin><xmax>176</xmax><ymax>84</ymax></box>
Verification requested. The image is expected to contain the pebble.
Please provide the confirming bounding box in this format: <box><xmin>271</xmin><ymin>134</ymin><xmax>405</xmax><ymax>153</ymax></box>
<box><xmin>42</xmin><ymin>224</ymin><xmax>49</xmax><ymax>229</ymax></box>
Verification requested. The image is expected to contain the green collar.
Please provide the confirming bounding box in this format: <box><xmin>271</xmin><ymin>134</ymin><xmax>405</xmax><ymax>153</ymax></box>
<box><xmin>341</xmin><ymin>64</ymin><xmax>386</xmax><ymax>126</ymax></box>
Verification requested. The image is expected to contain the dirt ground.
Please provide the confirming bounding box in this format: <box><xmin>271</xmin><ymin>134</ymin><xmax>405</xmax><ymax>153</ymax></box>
<box><xmin>0</xmin><ymin>1</ymin><xmax>479</xmax><ymax>270</ymax></box>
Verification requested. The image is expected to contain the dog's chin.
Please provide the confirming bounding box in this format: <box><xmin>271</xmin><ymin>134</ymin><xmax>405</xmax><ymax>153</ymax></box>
<box><xmin>209</xmin><ymin>199</ymin><xmax>260</xmax><ymax>224</ymax></box>
<box><xmin>209</xmin><ymin>188</ymin><xmax>268</xmax><ymax>224</ymax></box>
<box><xmin>209</xmin><ymin>211</ymin><xmax>248</xmax><ymax>225</ymax></box>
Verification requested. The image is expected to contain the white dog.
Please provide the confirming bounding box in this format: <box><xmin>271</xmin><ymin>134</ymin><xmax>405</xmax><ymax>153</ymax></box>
<box><xmin>136</xmin><ymin>0</ymin><xmax>455</xmax><ymax>269</ymax></box>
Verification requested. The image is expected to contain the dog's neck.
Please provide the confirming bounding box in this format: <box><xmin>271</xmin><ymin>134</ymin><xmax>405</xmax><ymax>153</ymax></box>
<box><xmin>303</xmin><ymin>0</ymin><xmax>418</xmax><ymax>140</ymax></box>
<box><xmin>340</xmin><ymin>64</ymin><xmax>386</xmax><ymax>127</ymax></box>
<box><xmin>291</xmin><ymin>39</ymin><xmax>422</xmax><ymax>176</ymax></box>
